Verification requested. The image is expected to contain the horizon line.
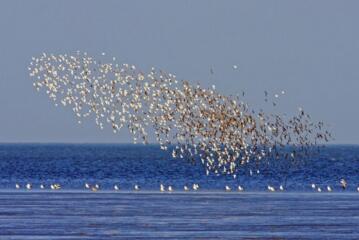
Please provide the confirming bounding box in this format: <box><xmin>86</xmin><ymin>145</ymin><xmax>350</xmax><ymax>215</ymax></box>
<box><xmin>0</xmin><ymin>142</ymin><xmax>358</xmax><ymax>146</ymax></box>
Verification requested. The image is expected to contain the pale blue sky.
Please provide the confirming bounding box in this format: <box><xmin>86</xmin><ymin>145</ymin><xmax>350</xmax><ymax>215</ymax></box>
<box><xmin>0</xmin><ymin>0</ymin><xmax>358</xmax><ymax>144</ymax></box>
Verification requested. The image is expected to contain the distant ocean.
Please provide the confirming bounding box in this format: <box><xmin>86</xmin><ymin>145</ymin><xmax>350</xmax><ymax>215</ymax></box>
<box><xmin>0</xmin><ymin>144</ymin><xmax>358</xmax><ymax>191</ymax></box>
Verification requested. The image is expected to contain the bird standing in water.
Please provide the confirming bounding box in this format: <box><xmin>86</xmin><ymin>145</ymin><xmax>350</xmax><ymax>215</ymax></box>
<box><xmin>340</xmin><ymin>179</ymin><xmax>347</xmax><ymax>190</ymax></box>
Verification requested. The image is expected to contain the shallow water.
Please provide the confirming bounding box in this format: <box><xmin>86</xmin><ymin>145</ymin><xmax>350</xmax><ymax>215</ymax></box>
<box><xmin>0</xmin><ymin>191</ymin><xmax>358</xmax><ymax>239</ymax></box>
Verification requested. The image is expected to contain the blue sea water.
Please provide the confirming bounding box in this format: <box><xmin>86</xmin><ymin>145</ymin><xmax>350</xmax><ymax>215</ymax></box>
<box><xmin>0</xmin><ymin>144</ymin><xmax>358</xmax><ymax>191</ymax></box>
<box><xmin>0</xmin><ymin>144</ymin><xmax>359</xmax><ymax>239</ymax></box>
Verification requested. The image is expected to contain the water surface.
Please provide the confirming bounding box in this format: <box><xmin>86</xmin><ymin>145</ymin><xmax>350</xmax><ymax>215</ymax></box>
<box><xmin>0</xmin><ymin>144</ymin><xmax>358</xmax><ymax>239</ymax></box>
<box><xmin>0</xmin><ymin>144</ymin><xmax>358</xmax><ymax>191</ymax></box>
<box><xmin>0</xmin><ymin>191</ymin><xmax>358</xmax><ymax>239</ymax></box>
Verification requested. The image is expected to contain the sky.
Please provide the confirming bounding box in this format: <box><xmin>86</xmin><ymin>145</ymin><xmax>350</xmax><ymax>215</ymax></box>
<box><xmin>0</xmin><ymin>0</ymin><xmax>358</xmax><ymax>144</ymax></box>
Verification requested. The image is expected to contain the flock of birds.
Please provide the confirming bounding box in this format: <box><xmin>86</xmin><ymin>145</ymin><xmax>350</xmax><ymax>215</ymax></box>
<box><xmin>29</xmin><ymin>51</ymin><xmax>332</xmax><ymax>177</ymax></box>
<box><xmin>13</xmin><ymin>179</ymin><xmax>359</xmax><ymax>192</ymax></box>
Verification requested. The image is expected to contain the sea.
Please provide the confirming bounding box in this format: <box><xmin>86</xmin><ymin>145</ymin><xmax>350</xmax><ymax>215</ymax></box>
<box><xmin>0</xmin><ymin>144</ymin><xmax>358</xmax><ymax>239</ymax></box>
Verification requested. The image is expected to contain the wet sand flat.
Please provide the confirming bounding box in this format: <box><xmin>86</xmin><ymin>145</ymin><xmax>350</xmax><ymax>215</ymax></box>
<box><xmin>0</xmin><ymin>191</ymin><xmax>358</xmax><ymax>239</ymax></box>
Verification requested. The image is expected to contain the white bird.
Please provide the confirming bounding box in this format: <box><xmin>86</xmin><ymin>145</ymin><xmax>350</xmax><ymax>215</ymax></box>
<box><xmin>168</xmin><ymin>186</ymin><xmax>173</xmax><ymax>192</ymax></box>
<box><xmin>317</xmin><ymin>187</ymin><xmax>322</xmax><ymax>192</ymax></box>
<box><xmin>85</xmin><ymin>183</ymin><xmax>90</xmax><ymax>189</ymax></box>
<box><xmin>279</xmin><ymin>185</ymin><xmax>284</xmax><ymax>191</ymax></box>
<box><xmin>193</xmin><ymin>183</ymin><xmax>199</xmax><ymax>191</ymax></box>
<box><xmin>114</xmin><ymin>185</ymin><xmax>120</xmax><ymax>191</ymax></box>
<box><xmin>233</xmin><ymin>65</ymin><xmax>238</xmax><ymax>70</ymax></box>
<box><xmin>311</xmin><ymin>183</ymin><xmax>316</xmax><ymax>189</ymax></box>
<box><xmin>40</xmin><ymin>184</ymin><xmax>45</xmax><ymax>189</ymax></box>
<box><xmin>160</xmin><ymin>184</ymin><xmax>165</xmax><ymax>192</ymax></box>
<box><xmin>50</xmin><ymin>184</ymin><xmax>55</xmax><ymax>190</ymax></box>
<box><xmin>26</xmin><ymin>183</ymin><xmax>32</xmax><ymax>190</ymax></box>
<box><xmin>237</xmin><ymin>185</ymin><xmax>244</xmax><ymax>192</ymax></box>
<box><xmin>327</xmin><ymin>186</ymin><xmax>332</xmax><ymax>192</ymax></box>
<box><xmin>134</xmin><ymin>184</ymin><xmax>140</xmax><ymax>191</ymax></box>
<box><xmin>267</xmin><ymin>185</ymin><xmax>275</xmax><ymax>192</ymax></box>
<box><xmin>225</xmin><ymin>185</ymin><xmax>231</xmax><ymax>192</ymax></box>
<box><xmin>357</xmin><ymin>186</ymin><xmax>359</xmax><ymax>192</ymax></box>
<box><xmin>184</xmin><ymin>185</ymin><xmax>189</xmax><ymax>191</ymax></box>
<box><xmin>95</xmin><ymin>184</ymin><xmax>100</xmax><ymax>189</ymax></box>
<box><xmin>340</xmin><ymin>179</ymin><xmax>347</xmax><ymax>190</ymax></box>
<box><xmin>15</xmin><ymin>184</ymin><xmax>20</xmax><ymax>189</ymax></box>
